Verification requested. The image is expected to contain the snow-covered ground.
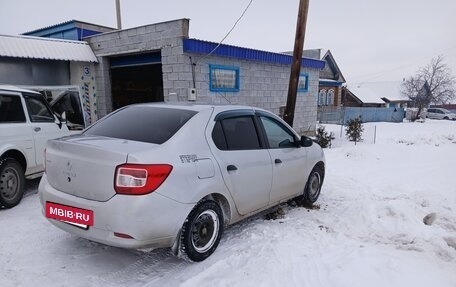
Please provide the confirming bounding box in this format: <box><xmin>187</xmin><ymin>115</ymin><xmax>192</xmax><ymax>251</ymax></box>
<box><xmin>1</xmin><ymin>119</ymin><xmax>456</xmax><ymax>287</ymax></box>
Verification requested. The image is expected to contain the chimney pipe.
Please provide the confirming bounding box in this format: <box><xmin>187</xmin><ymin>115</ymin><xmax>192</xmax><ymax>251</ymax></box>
<box><xmin>115</xmin><ymin>0</ymin><xmax>122</xmax><ymax>29</ymax></box>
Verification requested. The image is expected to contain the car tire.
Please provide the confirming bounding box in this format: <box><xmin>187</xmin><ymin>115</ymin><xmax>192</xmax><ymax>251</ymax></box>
<box><xmin>444</xmin><ymin>117</ymin><xmax>449</xmax><ymax>120</ymax></box>
<box><xmin>180</xmin><ymin>200</ymin><xmax>224</xmax><ymax>262</ymax></box>
<box><xmin>0</xmin><ymin>158</ymin><xmax>25</xmax><ymax>208</ymax></box>
<box><xmin>302</xmin><ymin>165</ymin><xmax>324</xmax><ymax>206</ymax></box>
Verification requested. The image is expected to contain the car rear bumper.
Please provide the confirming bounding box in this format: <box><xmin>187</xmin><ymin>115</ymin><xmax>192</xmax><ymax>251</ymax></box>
<box><xmin>39</xmin><ymin>174</ymin><xmax>194</xmax><ymax>249</ymax></box>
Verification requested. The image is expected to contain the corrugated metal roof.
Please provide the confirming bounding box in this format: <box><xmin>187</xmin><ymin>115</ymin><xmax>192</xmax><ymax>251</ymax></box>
<box><xmin>22</xmin><ymin>19</ymin><xmax>115</xmax><ymax>36</ymax></box>
<box><xmin>22</xmin><ymin>20</ymin><xmax>76</xmax><ymax>35</ymax></box>
<box><xmin>183</xmin><ymin>38</ymin><xmax>325</xmax><ymax>69</ymax></box>
<box><xmin>0</xmin><ymin>34</ymin><xmax>97</xmax><ymax>62</ymax></box>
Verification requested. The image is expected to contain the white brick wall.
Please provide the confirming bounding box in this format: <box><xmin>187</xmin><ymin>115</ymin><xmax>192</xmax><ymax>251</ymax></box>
<box><xmin>163</xmin><ymin>53</ymin><xmax>320</xmax><ymax>135</ymax></box>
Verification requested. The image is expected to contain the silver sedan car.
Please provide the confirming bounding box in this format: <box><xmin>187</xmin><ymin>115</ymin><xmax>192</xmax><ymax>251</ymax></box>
<box><xmin>39</xmin><ymin>104</ymin><xmax>325</xmax><ymax>261</ymax></box>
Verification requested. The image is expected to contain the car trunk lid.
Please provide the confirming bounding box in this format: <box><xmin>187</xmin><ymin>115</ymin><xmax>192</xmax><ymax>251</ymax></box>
<box><xmin>45</xmin><ymin>135</ymin><xmax>158</xmax><ymax>201</ymax></box>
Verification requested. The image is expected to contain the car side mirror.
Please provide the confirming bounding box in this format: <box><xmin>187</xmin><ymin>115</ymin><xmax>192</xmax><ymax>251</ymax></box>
<box><xmin>55</xmin><ymin>111</ymin><xmax>67</xmax><ymax>129</ymax></box>
<box><xmin>61</xmin><ymin>111</ymin><xmax>67</xmax><ymax>123</ymax></box>
<box><xmin>300</xmin><ymin>136</ymin><xmax>313</xmax><ymax>147</ymax></box>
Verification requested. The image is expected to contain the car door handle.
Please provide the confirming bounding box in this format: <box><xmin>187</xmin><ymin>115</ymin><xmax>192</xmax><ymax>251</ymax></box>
<box><xmin>34</xmin><ymin>127</ymin><xmax>41</xmax><ymax>132</ymax></box>
<box><xmin>274</xmin><ymin>159</ymin><xmax>282</xmax><ymax>164</ymax></box>
<box><xmin>227</xmin><ymin>165</ymin><xmax>238</xmax><ymax>171</ymax></box>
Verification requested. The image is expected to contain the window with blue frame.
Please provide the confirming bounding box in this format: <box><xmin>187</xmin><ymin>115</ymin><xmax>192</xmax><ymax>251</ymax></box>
<box><xmin>209</xmin><ymin>65</ymin><xmax>240</xmax><ymax>92</ymax></box>
<box><xmin>318</xmin><ymin>90</ymin><xmax>327</xmax><ymax>106</ymax></box>
<box><xmin>297</xmin><ymin>73</ymin><xmax>309</xmax><ymax>92</ymax></box>
<box><xmin>326</xmin><ymin>89</ymin><xmax>335</xmax><ymax>105</ymax></box>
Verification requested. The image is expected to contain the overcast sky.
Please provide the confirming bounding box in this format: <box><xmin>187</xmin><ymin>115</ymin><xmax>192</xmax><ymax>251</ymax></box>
<box><xmin>1</xmin><ymin>0</ymin><xmax>455</xmax><ymax>83</ymax></box>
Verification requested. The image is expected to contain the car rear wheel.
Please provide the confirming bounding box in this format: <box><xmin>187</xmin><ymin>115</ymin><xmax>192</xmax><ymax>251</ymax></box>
<box><xmin>180</xmin><ymin>200</ymin><xmax>224</xmax><ymax>262</ymax></box>
<box><xmin>0</xmin><ymin>158</ymin><xmax>25</xmax><ymax>208</ymax></box>
<box><xmin>302</xmin><ymin>165</ymin><xmax>324</xmax><ymax>206</ymax></box>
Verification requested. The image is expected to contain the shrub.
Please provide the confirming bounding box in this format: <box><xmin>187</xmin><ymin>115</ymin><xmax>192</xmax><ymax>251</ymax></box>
<box><xmin>315</xmin><ymin>125</ymin><xmax>335</xmax><ymax>148</ymax></box>
<box><xmin>345</xmin><ymin>117</ymin><xmax>364</xmax><ymax>144</ymax></box>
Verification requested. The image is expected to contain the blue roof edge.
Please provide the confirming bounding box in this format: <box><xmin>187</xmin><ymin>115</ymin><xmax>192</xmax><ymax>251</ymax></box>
<box><xmin>319</xmin><ymin>80</ymin><xmax>344</xmax><ymax>87</ymax></box>
<box><xmin>183</xmin><ymin>38</ymin><xmax>325</xmax><ymax>69</ymax></box>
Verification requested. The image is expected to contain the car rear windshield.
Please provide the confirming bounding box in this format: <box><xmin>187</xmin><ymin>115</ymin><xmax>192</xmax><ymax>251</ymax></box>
<box><xmin>83</xmin><ymin>106</ymin><xmax>197</xmax><ymax>144</ymax></box>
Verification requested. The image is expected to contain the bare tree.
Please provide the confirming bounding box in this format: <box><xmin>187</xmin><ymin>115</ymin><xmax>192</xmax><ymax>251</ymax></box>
<box><xmin>401</xmin><ymin>55</ymin><xmax>456</xmax><ymax>115</ymax></box>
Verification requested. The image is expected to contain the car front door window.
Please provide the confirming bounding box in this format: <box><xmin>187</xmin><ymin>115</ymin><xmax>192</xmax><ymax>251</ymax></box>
<box><xmin>260</xmin><ymin>116</ymin><xmax>296</xmax><ymax>148</ymax></box>
<box><xmin>23</xmin><ymin>94</ymin><xmax>62</xmax><ymax>169</ymax></box>
<box><xmin>24</xmin><ymin>96</ymin><xmax>54</xmax><ymax>122</ymax></box>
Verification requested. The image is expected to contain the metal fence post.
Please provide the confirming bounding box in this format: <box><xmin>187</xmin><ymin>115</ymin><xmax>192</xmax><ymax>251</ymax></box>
<box><xmin>374</xmin><ymin>125</ymin><xmax>377</xmax><ymax>144</ymax></box>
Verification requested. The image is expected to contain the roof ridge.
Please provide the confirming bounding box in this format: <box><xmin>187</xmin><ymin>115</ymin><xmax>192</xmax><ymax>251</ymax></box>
<box><xmin>0</xmin><ymin>33</ymin><xmax>89</xmax><ymax>44</ymax></box>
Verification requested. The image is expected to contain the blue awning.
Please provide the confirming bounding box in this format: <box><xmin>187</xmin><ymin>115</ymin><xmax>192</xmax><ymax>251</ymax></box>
<box><xmin>183</xmin><ymin>38</ymin><xmax>325</xmax><ymax>69</ymax></box>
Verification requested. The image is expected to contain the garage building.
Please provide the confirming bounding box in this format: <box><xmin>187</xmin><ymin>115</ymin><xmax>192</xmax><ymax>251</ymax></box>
<box><xmin>86</xmin><ymin>19</ymin><xmax>325</xmax><ymax>135</ymax></box>
<box><xmin>2</xmin><ymin>19</ymin><xmax>325</xmax><ymax>134</ymax></box>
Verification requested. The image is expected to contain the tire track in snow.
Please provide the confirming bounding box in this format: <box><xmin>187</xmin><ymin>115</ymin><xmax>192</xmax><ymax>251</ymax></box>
<box><xmin>90</xmin><ymin>249</ymin><xmax>190</xmax><ymax>287</ymax></box>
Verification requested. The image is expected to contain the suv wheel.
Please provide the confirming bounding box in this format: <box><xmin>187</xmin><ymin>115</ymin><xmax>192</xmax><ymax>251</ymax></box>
<box><xmin>0</xmin><ymin>158</ymin><xmax>25</xmax><ymax>208</ymax></box>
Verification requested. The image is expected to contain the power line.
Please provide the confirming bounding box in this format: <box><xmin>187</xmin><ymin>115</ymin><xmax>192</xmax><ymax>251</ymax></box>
<box><xmin>351</xmin><ymin>62</ymin><xmax>420</xmax><ymax>82</ymax></box>
<box><xmin>350</xmin><ymin>45</ymin><xmax>456</xmax><ymax>82</ymax></box>
<box><xmin>195</xmin><ymin>0</ymin><xmax>254</xmax><ymax>64</ymax></box>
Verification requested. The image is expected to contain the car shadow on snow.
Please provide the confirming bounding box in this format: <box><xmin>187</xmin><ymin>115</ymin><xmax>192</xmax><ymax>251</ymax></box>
<box><xmin>25</xmin><ymin>178</ymin><xmax>41</xmax><ymax>196</ymax></box>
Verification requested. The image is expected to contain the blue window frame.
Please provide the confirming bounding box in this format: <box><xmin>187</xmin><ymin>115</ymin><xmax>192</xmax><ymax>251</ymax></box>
<box><xmin>209</xmin><ymin>64</ymin><xmax>240</xmax><ymax>92</ymax></box>
<box><xmin>298</xmin><ymin>73</ymin><xmax>309</xmax><ymax>92</ymax></box>
<box><xmin>318</xmin><ymin>89</ymin><xmax>327</xmax><ymax>106</ymax></box>
<box><xmin>326</xmin><ymin>89</ymin><xmax>335</xmax><ymax>105</ymax></box>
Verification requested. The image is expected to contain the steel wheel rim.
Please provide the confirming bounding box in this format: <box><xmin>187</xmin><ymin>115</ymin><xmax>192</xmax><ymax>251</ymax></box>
<box><xmin>0</xmin><ymin>167</ymin><xmax>20</xmax><ymax>200</ymax></box>
<box><xmin>191</xmin><ymin>210</ymin><xmax>219</xmax><ymax>253</ymax></box>
<box><xmin>308</xmin><ymin>172</ymin><xmax>321</xmax><ymax>198</ymax></box>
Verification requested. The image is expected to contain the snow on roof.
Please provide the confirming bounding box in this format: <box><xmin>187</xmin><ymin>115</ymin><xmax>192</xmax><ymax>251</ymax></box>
<box><xmin>359</xmin><ymin>81</ymin><xmax>405</xmax><ymax>102</ymax></box>
<box><xmin>0</xmin><ymin>34</ymin><xmax>97</xmax><ymax>62</ymax></box>
<box><xmin>347</xmin><ymin>84</ymin><xmax>384</xmax><ymax>104</ymax></box>
<box><xmin>347</xmin><ymin>81</ymin><xmax>406</xmax><ymax>104</ymax></box>
<box><xmin>320</xmin><ymin>78</ymin><xmax>339</xmax><ymax>83</ymax></box>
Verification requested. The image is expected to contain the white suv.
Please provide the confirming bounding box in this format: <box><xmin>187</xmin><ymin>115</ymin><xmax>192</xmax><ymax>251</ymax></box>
<box><xmin>427</xmin><ymin>108</ymin><xmax>456</xmax><ymax>120</ymax></box>
<box><xmin>0</xmin><ymin>85</ymin><xmax>70</xmax><ymax>208</ymax></box>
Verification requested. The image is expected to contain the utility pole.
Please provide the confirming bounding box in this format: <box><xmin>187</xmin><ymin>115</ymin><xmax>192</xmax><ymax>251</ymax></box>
<box><xmin>115</xmin><ymin>0</ymin><xmax>122</xmax><ymax>29</ymax></box>
<box><xmin>283</xmin><ymin>0</ymin><xmax>310</xmax><ymax>127</ymax></box>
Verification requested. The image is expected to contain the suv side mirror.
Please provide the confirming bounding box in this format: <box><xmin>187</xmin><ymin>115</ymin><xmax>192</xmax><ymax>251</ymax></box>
<box><xmin>300</xmin><ymin>136</ymin><xmax>313</xmax><ymax>147</ymax></box>
<box><xmin>55</xmin><ymin>111</ymin><xmax>67</xmax><ymax>129</ymax></box>
<box><xmin>61</xmin><ymin>111</ymin><xmax>67</xmax><ymax>123</ymax></box>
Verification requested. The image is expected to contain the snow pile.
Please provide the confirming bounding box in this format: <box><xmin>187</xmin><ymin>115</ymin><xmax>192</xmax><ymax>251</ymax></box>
<box><xmin>1</xmin><ymin>119</ymin><xmax>455</xmax><ymax>287</ymax></box>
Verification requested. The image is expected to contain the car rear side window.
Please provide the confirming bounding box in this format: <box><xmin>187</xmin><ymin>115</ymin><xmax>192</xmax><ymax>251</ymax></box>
<box><xmin>212</xmin><ymin>116</ymin><xmax>261</xmax><ymax>150</ymax></box>
<box><xmin>0</xmin><ymin>94</ymin><xmax>26</xmax><ymax>123</ymax></box>
<box><xmin>212</xmin><ymin>121</ymin><xmax>228</xmax><ymax>150</ymax></box>
<box><xmin>84</xmin><ymin>106</ymin><xmax>197</xmax><ymax>144</ymax></box>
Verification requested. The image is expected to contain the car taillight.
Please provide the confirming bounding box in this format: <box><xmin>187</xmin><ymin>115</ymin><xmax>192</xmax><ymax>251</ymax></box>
<box><xmin>114</xmin><ymin>164</ymin><xmax>173</xmax><ymax>195</ymax></box>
